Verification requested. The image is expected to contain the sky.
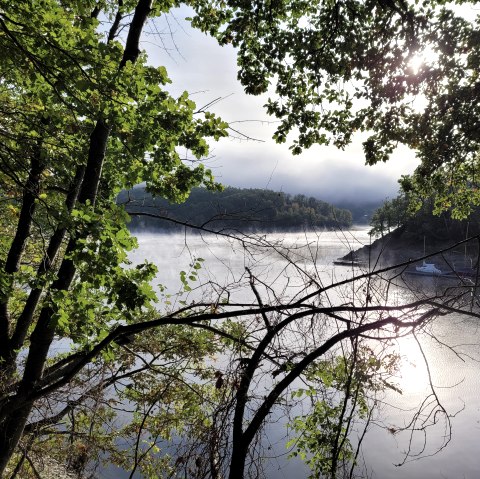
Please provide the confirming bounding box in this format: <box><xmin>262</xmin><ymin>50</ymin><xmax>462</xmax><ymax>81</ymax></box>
<box><xmin>143</xmin><ymin>6</ymin><xmax>420</xmax><ymax>205</ymax></box>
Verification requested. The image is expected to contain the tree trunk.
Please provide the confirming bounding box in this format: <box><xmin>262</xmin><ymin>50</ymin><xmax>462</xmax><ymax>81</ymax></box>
<box><xmin>0</xmin><ymin>151</ymin><xmax>44</xmax><ymax>360</ymax></box>
<box><xmin>0</xmin><ymin>404</ymin><xmax>31</xmax><ymax>475</ymax></box>
<box><xmin>0</xmin><ymin>2</ymin><xmax>153</xmax><ymax>475</ymax></box>
<box><xmin>228</xmin><ymin>442</ymin><xmax>249</xmax><ymax>479</ymax></box>
<box><xmin>0</xmin><ymin>120</ymin><xmax>111</xmax><ymax>476</ymax></box>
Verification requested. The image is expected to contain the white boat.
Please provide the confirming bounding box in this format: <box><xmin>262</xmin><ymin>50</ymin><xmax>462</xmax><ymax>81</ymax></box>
<box><xmin>412</xmin><ymin>261</ymin><xmax>443</xmax><ymax>276</ymax></box>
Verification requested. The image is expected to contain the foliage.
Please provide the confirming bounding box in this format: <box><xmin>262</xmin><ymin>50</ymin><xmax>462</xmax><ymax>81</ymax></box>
<box><xmin>0</xmin><ymin>0</ymin><xmax>228</xmax><ymax>474</ymax></box>
<box><xmin>369</xmin><ymin>192</ymin><xmax>480</xmax><ymax>257</ymax></box>
<box><xmin>369</xmin><ymin>193</ymin><xmax>411</xmax><ymax>237</ymax></box>
<box><xmin>288</xmin><ymin>346</ymin><xmax>400</xmax><ymax>478</ymax></box>
<box><xmin>191</xmin><ymin>0</ymin><xmax>480</xmax><ymax>217</ymax></box>
<box><xmin>0</xmin><ymin>1</ymin><xmax>478</xmax><ymax>479</ymax></box>
<box><xmin>120</xmin><ymin>185</ymin><xmax>353</xmax><ymax>231</ymax></box>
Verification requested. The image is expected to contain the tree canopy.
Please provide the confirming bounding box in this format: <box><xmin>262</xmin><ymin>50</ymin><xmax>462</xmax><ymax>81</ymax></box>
<box><xmin>1</xmin><ymin>1</ymin><xmax>480</xmax><ymax>478</ymax></box>
<box><xmin>0</xmin><ymin>0</ymin><xmax>228</xmax><ymax>473</ymax></box>
<box><xmin>369</xmin><ymin>193</ymin><xmax>411</xmax><ymax>237</ymax></box>
<box><xmin>192</xmin><ymin>0</ymin><xmax>480</xmax><ymax>217</ymax></box>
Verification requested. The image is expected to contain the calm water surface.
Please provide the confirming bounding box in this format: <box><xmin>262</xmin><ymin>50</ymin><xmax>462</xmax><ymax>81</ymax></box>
<box><xmin>103</xmin><ymin>228</ymin><xmax>480</xmax><ymax>478</ymax></box>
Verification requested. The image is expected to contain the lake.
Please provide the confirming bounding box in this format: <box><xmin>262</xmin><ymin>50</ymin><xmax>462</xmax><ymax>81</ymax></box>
<box><xmin>103</xmin><ymin>227</ymin><xmax>480</xmax><ymax>478</ymax></box>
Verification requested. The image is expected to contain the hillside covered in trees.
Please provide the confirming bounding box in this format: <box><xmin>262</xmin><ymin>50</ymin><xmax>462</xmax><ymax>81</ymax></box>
<box><xmin>370</xmin><ymin>194</ymin><xmax>480</xmax><ymax>246</ymax></box>
<box><xmin>349</xmin><ymin>194</ymin><xmax>480</xmax><ymax>265</ymax></box>
<box><xmin>118</xmin><ymin>186</ymin><xmax>353</xmax><ymax>232</ymax></box>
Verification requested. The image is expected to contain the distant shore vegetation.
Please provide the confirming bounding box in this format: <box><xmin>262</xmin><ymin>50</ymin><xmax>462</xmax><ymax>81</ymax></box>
<box><xmin>119</xmin><ymin>186</ymin><xmax>353</xmax><ymax>232</ymax></box>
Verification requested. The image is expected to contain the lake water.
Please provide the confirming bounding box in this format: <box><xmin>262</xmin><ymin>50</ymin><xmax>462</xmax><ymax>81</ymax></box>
<box><xmin>104</xmin><ymin>227</ymin><xmax>480</xmax><ymax>478</ymax></box>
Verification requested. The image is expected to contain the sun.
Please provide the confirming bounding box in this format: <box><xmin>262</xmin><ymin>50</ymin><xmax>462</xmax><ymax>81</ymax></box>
<box><xmin>408</xmin><ymin>53</ymin><xmax>425</xmax><ymax>74</ymax></box>
<box><xmin>407</xmin><ymin>46</ymin><xmax>438</xmax><ymax>75</ymax></box>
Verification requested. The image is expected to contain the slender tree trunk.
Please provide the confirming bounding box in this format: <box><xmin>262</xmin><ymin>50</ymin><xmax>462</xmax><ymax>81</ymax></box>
<box><xmin>0</xmin><ymin>152</ymin><xmax>44</xmax><ymax>358</ymax></box>
<box><xmin>228</xmin><ymin>442</ymin><xmax>249</xmax><ymax>479</ymax></box>
<box><xmin>228</xmin><ymin>327</ymin><xmax>277</xmax><ymax>479</ymax></box>
<box><xmin>6</xmin><ymin>165</ymin><xmax>85</xmax><ymax>363</ymax></box>
<box><xmin>0</xmin><ymin>1</ymin><xmax>153</xmax><ymax>474</ymax></box>
<box><xmin>0</xmin><ymin>120</ymin><xmax>111</xmax><ymax>475</ymax></box>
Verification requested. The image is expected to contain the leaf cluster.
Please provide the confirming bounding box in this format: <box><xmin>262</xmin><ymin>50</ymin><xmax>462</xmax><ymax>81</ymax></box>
<box><xmin>192</xmin><ymin>0</ymin><xmax>480</xmax><ymax>217</ymax></box>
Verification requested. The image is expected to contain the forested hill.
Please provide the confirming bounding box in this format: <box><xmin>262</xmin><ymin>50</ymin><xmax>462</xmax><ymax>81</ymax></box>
<box><xmin>347</xmin><ymin>196</ymin><xmax>480</xmax><ymax>265</ymax></box>
<box><xmin>118</xmin><ymin>186</ymin><xmax>353</xmax><ymax>232</ymax></box>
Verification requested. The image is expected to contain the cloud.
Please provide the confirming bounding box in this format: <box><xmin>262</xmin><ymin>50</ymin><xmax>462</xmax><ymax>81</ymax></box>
<box><xmin>145</xmin><ymin>8</ymin><xmax>419</xmax><ymax>204</ymax></box>
<box><xmin>206</xmin><ymin>135</ymin><xmax>417</xmax><ymax>203</ymax></box>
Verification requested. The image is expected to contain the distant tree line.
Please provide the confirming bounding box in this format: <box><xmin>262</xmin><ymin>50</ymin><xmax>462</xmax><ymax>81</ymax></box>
<box><xmin>334</xmin><ymin>200</ymin><xmax>383</xmax><ymax>224</ymax></box>
<box><xmin>118</xmin><ymin>186</ymin><xmax>353</xmax><ymax>232</ymax></box>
